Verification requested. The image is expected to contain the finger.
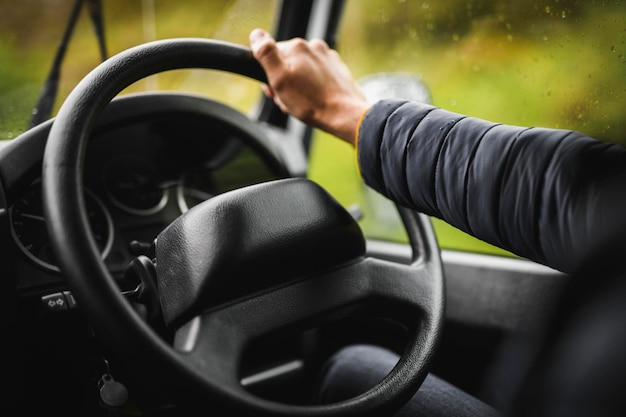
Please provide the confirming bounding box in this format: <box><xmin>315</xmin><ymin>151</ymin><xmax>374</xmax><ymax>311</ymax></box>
<box><xmin>260</xmin><ymin>83</ymin><xmax>274</xmax><ymax>98</ymax></box>
<box><xmin>272</xmin><ymin>95</ymin><xmax>288</xmax><ymax>114</ymax></box>
<box><xmin>249</xmin><ymin>28</ymin><xmax>284</xmax><ymax>73</ymax></box>
<box><xmin>309</xmin><ymin>38</ymin><xmax>330</xmax><ymax>52</ymax></box>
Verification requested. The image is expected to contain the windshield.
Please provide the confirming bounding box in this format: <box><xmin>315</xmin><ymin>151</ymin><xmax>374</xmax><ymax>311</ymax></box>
<box><xmin>0</xmin><ymin>0</ymin><xmax>277</xmax><ymax>140</ymax></box>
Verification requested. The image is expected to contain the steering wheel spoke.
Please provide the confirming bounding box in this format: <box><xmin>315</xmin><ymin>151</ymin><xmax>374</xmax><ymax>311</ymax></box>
<box><xmin>173</xmin><ymin>256</ymin><xmax>439</xmax><ymax>396</ymax></box>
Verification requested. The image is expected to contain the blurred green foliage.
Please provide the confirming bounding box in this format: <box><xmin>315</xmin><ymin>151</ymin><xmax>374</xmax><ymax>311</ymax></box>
<box><xmin>0</xmin><ymin>0</ymin><xmax>274</xmax><ymax>140</ymax></box>
<box><xmin>0</xmin><ymin>38</ymin><xmax>41</xmax><ymax>139</ymax></box>
<box><xmin>335</xmin><ymin>0</ymin><xmax>626</xmax><ymax>144</ymax></box>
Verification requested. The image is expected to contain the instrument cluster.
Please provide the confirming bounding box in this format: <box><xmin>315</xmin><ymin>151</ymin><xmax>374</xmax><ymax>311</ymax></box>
<box><xmin>8</xmin><ymin>110</ymin><xmax>285</xmax><ymax>279</ymax></box>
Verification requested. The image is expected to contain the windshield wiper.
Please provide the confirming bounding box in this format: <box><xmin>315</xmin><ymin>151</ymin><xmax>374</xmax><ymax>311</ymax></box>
<box><xmin>30</xmin><ymin>0</ymin><xmax>108</xmax><ymax>128</ymax></box>
<box><xmin>87</xmin><ymin>0</ymin><xmax>108</xmax><ymax>62</ymax></box>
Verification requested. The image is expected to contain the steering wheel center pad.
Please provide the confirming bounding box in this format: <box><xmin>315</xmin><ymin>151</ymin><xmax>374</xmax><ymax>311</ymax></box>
<box><xmin>156</xmin><ymin>177</ymin><xmax>366</xmax><ymax>327</ymax></box>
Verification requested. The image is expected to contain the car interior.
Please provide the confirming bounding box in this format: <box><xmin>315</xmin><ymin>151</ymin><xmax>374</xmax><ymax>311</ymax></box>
<box><xmin>2</xmin><ymin>0</ymin><xmax>624</xmax><ymax>416</ymax></box>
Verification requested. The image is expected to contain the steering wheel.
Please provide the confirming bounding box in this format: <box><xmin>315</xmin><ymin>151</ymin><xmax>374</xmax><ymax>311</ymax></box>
<box><xmin>42</xmin><ymin>39</ymin><xmax>444</xmax><ymax>416</ymax></box>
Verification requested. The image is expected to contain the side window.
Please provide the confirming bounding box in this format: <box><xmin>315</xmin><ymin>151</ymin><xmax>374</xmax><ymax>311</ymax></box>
<box><xmin>307</xmin><ymin>0</ymin><xmax>626</xmax><ymax>256</ymax></box>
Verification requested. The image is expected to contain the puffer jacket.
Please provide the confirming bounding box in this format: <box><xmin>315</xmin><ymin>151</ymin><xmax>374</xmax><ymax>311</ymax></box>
<box><xmin>357</xmin><ymin>99</ymin><xmax>626</xmax><ymax>273</ymax></box>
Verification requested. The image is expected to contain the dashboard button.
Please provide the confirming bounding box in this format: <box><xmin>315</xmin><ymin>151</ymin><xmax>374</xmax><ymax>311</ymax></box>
<box><xmin>62</xmin><ymin>291</ymin><xmax>78</xmax><ymax>309</ymax></box>
<box><xmin>41</xmin><ymin>293</ymin><xmax>68</xmax><ymax>312</ymax></box>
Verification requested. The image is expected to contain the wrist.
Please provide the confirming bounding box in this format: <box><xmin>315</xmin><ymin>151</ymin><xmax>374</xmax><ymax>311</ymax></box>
<box><xmin>318</xmin><ymin>99</ymin><xmax>369</xmax><ymax>146</ymax></box>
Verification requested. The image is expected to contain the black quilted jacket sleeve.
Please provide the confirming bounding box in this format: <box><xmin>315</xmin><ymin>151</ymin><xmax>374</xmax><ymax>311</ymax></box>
<box><xmin>357</xmin><ymin>99</ymin><xmax>626</xmax><ymax>273</ymax></box>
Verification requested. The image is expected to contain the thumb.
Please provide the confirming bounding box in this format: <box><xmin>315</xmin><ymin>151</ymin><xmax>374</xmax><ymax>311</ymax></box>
<box><xmin>249</xmin><ymin>28</ymin><xmax>283</xmax><ymax>73</ymax></box>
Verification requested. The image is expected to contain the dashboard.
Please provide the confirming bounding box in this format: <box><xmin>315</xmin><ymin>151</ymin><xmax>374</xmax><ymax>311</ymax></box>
<box><xmin>1</xmin><ymin>92</ymin><xmax>291</xmax><ymax>294</ymax></box>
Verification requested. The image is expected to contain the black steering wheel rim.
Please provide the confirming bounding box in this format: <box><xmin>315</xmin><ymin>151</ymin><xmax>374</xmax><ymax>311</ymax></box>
<box><xmin>42</xmin><ymin>38</ymin><xmax>445</xmax><ymax>416</ymax></box>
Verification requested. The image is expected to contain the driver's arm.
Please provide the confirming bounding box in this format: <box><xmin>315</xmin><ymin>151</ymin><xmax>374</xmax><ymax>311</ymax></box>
<box><xmin>357</xmin><ymin>99</ymin><xmax>626</xmax><ymax>273</ymax></box>
<box><xmin>249</xmin><ymin>28</ymin><xmax>626</xmax><ymax>274</ymax></box>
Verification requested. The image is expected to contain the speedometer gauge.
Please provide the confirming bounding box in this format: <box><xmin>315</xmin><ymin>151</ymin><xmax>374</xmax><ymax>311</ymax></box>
<box><xmin>176</xmin><ymin>170</ymin><xmax>216</xmax><ymax>213</ymax></box>
<box><xmin>10</xmin><ymin>181</ymin><xmax>114</xmax><ymax>272</ymax></box>
<box><xmin>103</xmin><ymin>155</ymin><xmax>168</xmax><ymax>215</ymax></box>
